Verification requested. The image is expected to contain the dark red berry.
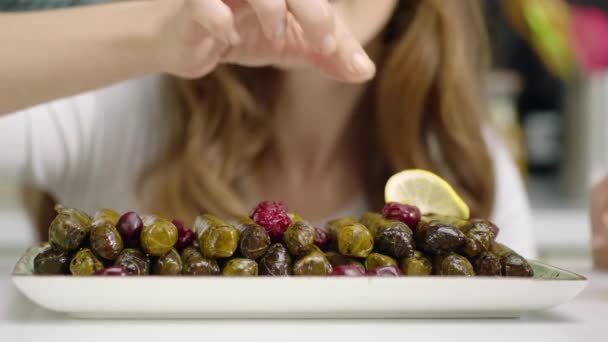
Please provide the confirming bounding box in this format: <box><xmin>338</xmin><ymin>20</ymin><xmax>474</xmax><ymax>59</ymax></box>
<box><xmin>249</xmin><ymin>201</ymin><xmax>289</xmax><ymax>217</ymax></box>
<box><xmin>172</xmin><ymin>219</ymin><xmax>195</xmax><ymax>251</ymax></box>
<box><xmin>366</xmin><ymin>265</ymin><xmax>402</xmax><ymax>277</ymax></box>
<box><xmin>331</xmin><ymin>265</ymin><xmax>365</xmax><ymax>276</ymax></box>
<box><xmin>313</xmin><ymin>226</ymin><xmax>330</xmax><ymax>250</ymax></box>
<box><xmin>172</xmin><ymin>219</ymin><xmax>184</xmax><ymax>230</ymax></box>
<box><xmin>382</xmin><ymin>202</ymin><xmax>421</xmax><ymax>229</ymax></box>
<box><xmin>250</xmin><ymin>201</ymin><xmax>292</xmax><ymax>242</ymax></box>
<box><xmin>115</xmin><ymin>212</ymin><xmax>143</xmax><ymax>247</ymax></box>
<box><xmin>95</xmin><ymin>266</ymin><xmax>128</xmax><ymax>276</ymax></box>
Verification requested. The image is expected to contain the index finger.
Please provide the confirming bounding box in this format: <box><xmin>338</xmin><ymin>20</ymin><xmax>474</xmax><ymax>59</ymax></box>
<box><xmin>286</xmin><ymin>0</ymin><xmax>337</xmax><ymax>55</ymax></box>
<box><xmin>243</xmin><ymin>0</ymin><xmax>288</xmax><ymax>40</ymax></box>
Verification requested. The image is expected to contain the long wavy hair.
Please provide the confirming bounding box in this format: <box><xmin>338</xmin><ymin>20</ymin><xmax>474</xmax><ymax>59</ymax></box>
<box><xmin>139</xmin><ymin>0</ymin><xmax>495</xmax><ymax>223</ymax></box>
<box><xmin>30</xmin><ymin>0</ymin><xmax>495</xmax><ymax>239</ymax></box>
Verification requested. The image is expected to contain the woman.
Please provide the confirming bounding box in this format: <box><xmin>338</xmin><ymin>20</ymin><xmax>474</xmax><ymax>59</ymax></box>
<box><xmin>0</xmin><ymin>0</ymin><xmax>536</xmax><ymax>257</ymax></box>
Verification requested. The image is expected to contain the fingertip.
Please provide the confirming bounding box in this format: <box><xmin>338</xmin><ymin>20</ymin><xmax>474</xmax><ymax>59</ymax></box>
<box><xmin>359</xmin><ymin>62</ymin><xmax>376</xmax><ymax>82</ymax></box>
<box><xmin>350</xmin><ymin>52</ymin><xmax>375</xmax><ymax>77</ymax></box>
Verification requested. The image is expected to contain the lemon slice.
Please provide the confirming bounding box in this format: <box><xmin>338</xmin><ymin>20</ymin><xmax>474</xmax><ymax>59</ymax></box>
<box><xmin>384</xmin><ymin>169</ymin><xmax>470</xmax><ymax>219</ymax></box>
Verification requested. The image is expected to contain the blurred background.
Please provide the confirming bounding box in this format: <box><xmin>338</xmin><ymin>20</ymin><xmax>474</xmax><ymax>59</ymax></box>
<box><xmin>484</xmin><ymin>0</ymin><xmax>608</xmax><ymax>269</ymax></box>
<box><xmin>1</xmin><ymin>0</ymin><xmax>607</xmax><ymax>270</ymax></box>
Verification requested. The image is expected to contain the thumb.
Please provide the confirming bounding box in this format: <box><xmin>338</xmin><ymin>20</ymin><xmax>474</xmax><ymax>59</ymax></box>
<box><xmin>304</xmin><ymin>36</ymin><xmax>376</xmax><ymax>83</ymax></box>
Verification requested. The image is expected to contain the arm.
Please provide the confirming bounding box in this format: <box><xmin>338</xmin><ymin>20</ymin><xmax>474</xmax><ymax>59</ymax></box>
<box><xmin>0</xmin><ymin>0</ymin><xmax>107</xmax><ymax>12</ymax></box>
<box><xmin>0</xmin><ymin>1</ymin><xmax>160</xmax><ymax>114</ymax></box>
<box><xmin>0</xmin><ymin>0</ymin><xmax>373</xmax><ymax>115</ymax></box>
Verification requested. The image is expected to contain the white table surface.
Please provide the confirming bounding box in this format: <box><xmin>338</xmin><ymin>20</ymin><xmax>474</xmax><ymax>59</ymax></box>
<box><xmin>1</xmin><ymin>254</ymin><xmax>607</xmax><ymax>342</ymax></box>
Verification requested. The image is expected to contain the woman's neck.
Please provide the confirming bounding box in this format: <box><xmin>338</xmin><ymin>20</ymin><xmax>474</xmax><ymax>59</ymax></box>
<box><xmin>272</xmin><ymin>67</ymin><xmax>366</xmax><ymax>182</ymax></box>
<box><xmin>250</xmin><ymin>67</ymin><xmax>368</xmax><ymax>219</ymax></box>
<box><xmin>271</xmin><ymin>39</ymin><xmax>382</xmax><ymax>181</ymax></box>
<box><xmin>250</xmin><ymin>39</ymin><xmax>383</xmax><ymax>219</ymax></box>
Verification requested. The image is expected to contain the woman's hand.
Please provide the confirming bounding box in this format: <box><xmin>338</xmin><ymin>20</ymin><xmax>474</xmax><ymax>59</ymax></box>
<box><xmin>0</xmin><ymin>0</ymin><xmax>374</xmax><ymax>114</ymax></box>
<box><xmin>154</xmin><ymin>0</ymin><xmax>376</xmax><ymax>82</ymax></box>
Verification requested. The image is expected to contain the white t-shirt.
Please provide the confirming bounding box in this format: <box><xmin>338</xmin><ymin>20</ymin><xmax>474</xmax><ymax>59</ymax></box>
<box><xmin>0</xmin><ymin>75</ymin><xmax>538</xmax><ymax>258</ymax></box>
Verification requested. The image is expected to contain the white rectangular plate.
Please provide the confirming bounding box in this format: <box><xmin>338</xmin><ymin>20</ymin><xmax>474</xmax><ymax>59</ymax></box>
<box><xmin>12</xmin><ymin>245</ymin><xmax>587</xmax><ymax>319</ymax></box>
